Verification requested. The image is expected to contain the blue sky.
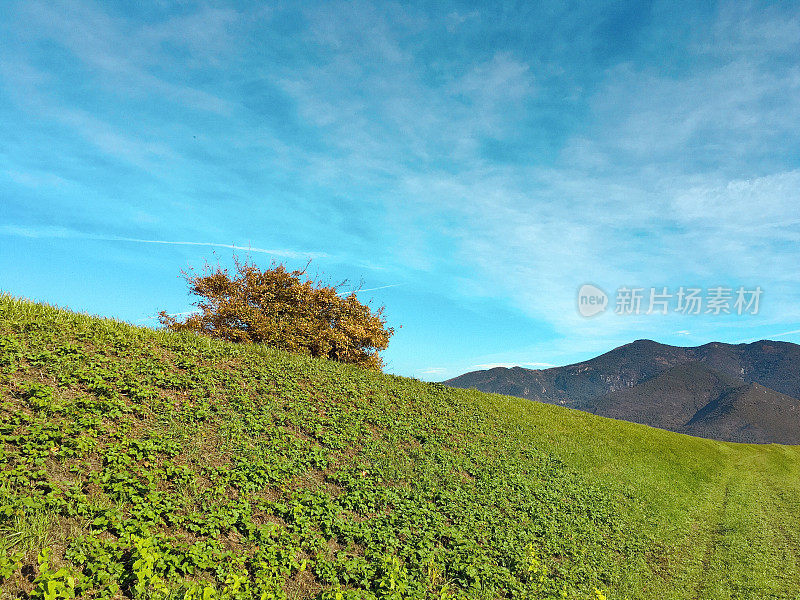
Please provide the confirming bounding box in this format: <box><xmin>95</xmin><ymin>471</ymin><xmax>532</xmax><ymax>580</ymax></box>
<box><xmin>2</xmin><ymin>1</ymin><xmax>800</xmax><ymax>380</ymax></box>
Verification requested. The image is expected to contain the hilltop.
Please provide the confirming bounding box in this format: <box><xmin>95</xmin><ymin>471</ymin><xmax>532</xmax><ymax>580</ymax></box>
<box><xmin>1</xmin><ymin>297</ymin><xmax>800</xmax><ymax>599</ymax></box>
<box><xmin>445</xmin><ymin>339</ymin><xmax>800</xmax><ymax>444</ymax></box>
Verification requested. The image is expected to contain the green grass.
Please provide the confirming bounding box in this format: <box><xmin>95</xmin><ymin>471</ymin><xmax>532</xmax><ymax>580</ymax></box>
<box><xmin>0</xmin><ymin>293</ymin><xmax>799</xmax><ymax>599</ymax></box>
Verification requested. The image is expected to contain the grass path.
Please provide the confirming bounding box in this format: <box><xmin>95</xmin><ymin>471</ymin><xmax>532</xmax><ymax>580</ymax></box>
<box><xmin>700</xmin><ymin>448</ymin><xmax>800</xmax><ymax>599</ymax></box>
<box><xmin>479</xmin><ymin>393</ymin><xmax>800</xmax><ymax>599</ymax></box>
<box><xmin>690</xmin><ymin>468</ymin><xmax>733</xmax><ymax>599</ymax></box>
<box><xmin>641</xmin><ymin>446</ymin><xmax>800</xmax><ymax>600</ymax></box>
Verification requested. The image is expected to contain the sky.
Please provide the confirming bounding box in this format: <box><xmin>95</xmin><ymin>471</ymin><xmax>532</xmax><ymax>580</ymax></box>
<box><xmin>2</xmin><ymin>1</ymin><xmax>800</xmax><ymax>381</ymax></box>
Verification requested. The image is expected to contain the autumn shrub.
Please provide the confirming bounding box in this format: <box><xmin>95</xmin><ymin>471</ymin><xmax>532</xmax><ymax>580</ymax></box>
<box><xmin>159</xmin><ymin>258</ymin><xmax>393</xmax><ymax>370</ymax></box>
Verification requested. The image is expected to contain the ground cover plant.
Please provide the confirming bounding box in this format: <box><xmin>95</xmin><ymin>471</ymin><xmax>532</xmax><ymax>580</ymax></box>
<box><xmin>1</xmin><ymin>294</ymin><xmax>799</xmax><ymax>599</ymax></box>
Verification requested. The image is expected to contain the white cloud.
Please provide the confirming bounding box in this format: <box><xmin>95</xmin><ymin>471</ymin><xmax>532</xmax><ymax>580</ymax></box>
<box><xmin>672</xmin><ymin>170</ymin><xmax>800</xmax><ymax>231</ymax></box>
<box><xmin>445</xmin><ymin>10</ymin><xmax>479</xmax><ymax>33</ymax></box>
<box><xmin>4</xmin><ymin>169</ymin><xmax>70</xmax><ymax>188</ymax></box>
<box><xmin>9</xmin><ymin>0</ymin><xmax>233</xmax><ymax>114</ymax></box>
<box><xmin>419</xmin><ymin>367</ymin><xmax>447</xmax><ymax>375</ymax></box>
<box><xmin>138</xmin><ymin>7</ymin><xmax>241</xmax><ymax>66</ymax></box>
<box><xmin>0</xmin><ymin>225</ymin><xmax>76</xmax><ymax>239</ymax></box>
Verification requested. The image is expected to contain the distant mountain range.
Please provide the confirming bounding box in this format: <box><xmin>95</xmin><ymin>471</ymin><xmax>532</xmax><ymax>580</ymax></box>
<box><xmin>444</xmin><ymin>340</ymin><xmax>800</xmax><ymax>444</ymax></box>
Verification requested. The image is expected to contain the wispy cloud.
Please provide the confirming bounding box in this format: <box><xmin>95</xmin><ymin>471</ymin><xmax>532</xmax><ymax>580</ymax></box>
<box><xmin>11</xmin><ymin>0</ymin><xmax>234</xmax><ymax>114</ymax></box>
<box><xmin>419</xmin><ymin>367</ymin><xmax>447</xmax><ymax>375</ymax></box>
<box><xmin>471</xmin><ymin>361</ymin><xmax>556</xmax><ymax>370</ymax></box>
<box><xmin>471</xmin><ymin>363</ymin><xmax>519</xmax><ymax>370</ymax></box>
<box><xmin>4</xmin><ymin>169</ymin><xmax>70</xmax><ymax>188</ymax></box>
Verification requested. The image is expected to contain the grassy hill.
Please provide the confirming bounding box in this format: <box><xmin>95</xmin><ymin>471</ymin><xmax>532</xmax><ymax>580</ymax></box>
<box><xmin>1</xmin><ymin>295</ymin><xmax>799</xmax><ymax>599</ymax></box>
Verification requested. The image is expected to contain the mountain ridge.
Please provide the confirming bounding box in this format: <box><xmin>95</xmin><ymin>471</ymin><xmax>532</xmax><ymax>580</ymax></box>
<box><xmin>444</xmin><ymin>339</ymin><xmax>800</xmax><ymax>444</ymax></box>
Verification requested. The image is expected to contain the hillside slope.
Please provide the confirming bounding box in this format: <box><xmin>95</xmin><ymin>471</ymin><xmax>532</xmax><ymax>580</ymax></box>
<box><xmin>683</xmin><ymin>383</ymin><xmax>800</xmax><ymax>444</ymax></box>
<box><xmin>1</xmin><ymin>296</ymin><xmax>800</xmax><ymax>599</ymax></box>
<box><xmin>586</xmin><ymin>362</ymin><xmax>739</xmax><ymax>430</ymax></box>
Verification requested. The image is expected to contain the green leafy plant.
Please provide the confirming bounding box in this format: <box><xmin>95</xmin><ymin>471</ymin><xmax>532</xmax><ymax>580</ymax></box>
<box><xmin>1</xmin><ymin>294</ymin><xmax>799</xmax><ymax>599</ymax></box>
<box><xmin>30</xmin><ymin>548</ymin><xmax>82</xmax><ymax>600</ymax></box>
<box><xmin>0</xmin><ymin>545</ymin><xmax>24</xmax><ymax>582</ymax></box>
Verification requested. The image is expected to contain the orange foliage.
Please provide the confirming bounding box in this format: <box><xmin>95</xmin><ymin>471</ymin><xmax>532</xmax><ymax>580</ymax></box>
<box><xmin>159</xmin><ymin>258</ymin><xmax>394</xmax><ymax>370</ymax></box>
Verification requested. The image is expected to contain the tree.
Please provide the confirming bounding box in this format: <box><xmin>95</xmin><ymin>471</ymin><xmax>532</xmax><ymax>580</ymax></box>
<box><xmin>159</xmin><ymin>258</ymin><xmax>394</xmax><ymax>370</ymax></box>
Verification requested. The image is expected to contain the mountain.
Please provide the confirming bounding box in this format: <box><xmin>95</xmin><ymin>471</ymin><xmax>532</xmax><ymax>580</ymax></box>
<box><xmin>445</xmin><ymin>339</ymin><xmax>800</xmax><ymax>444</ymax></box>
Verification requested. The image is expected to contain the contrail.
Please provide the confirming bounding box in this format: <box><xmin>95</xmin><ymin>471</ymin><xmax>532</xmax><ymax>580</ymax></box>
<box><xmin>337</xmin><ymin>284</ymin><xmax>403</xmax><ymax>296</ymax></box>
<box><xmin>107</xmin><ymin>237</ymin><xmax>327</xmax><ymax>259</ymax></box>
<box><xmin>0</xmin><ymin>225</ymin><xmax>326</xmax><ymax>259</ymax></box>
<box><xmin>739</xmin><ymin>328</ymin><xmax>800</xmax><ymax>343</ymax></box>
